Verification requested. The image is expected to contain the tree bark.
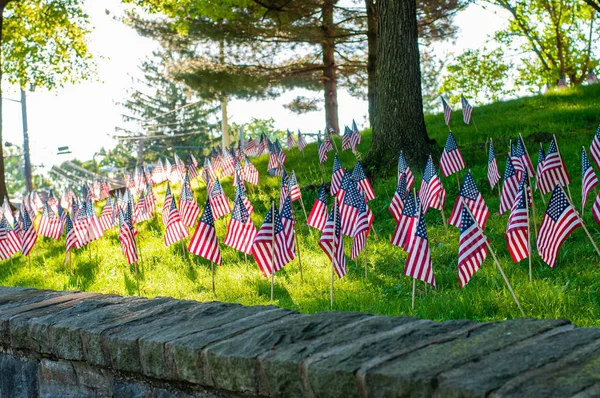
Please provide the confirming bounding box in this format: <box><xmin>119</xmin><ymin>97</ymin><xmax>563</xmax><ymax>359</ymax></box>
<box><xmin>366</xmin><ymin>0</ymin><xmax>435</xmax><ymax>174</ymax></box>
<box><xmin>0</xmin><ymin>2</ymin><xmax>12</xmax><ymax>207</ymax></box>
<box><xmin>365</xmin><ymin>0</ymin><xmax>377</xmax><ymax>127</ymax></box>
<box><xmin>321</xmin><ymin>0</ymin><xmax>339</xmax><ymax>133</ymax></box>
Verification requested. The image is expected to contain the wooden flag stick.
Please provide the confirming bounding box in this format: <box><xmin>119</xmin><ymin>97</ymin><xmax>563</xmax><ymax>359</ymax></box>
<box><xmin>497</xmin><ymin>183</ymin><xmax>501</xmax><ymax>198</ymax></box>
<box><xmin>330</xmin><ymin>199</ymin><xmax>338</xmax><ymax>310</ymax></box>
<box><xmin>292</xmin><ymin>207</ymin><xmax>304</xmax><ymax>282</ymax></box>
<box><xmin>559</xmin><ymin>186</ymin><xmax>600</xmax><ymax>258</ymax></box>
<box><xmin>28</xmin><ymin>255</ymin><xmax>31</xmax><ymax>271</ymax></box>
<box><xmin>528</xmin><ymin>176</ymin><xmax>539</xmax><ymax>238</ymax></box>
<box><xmin>525</xmin><ymin>188</ymin><xmax>533</xmax><ymax>283</ymax></box>
<box><xmin>298</xmin><ymin>195</ymin><xmax>309</xmax><ymax>222</ymax></box>
<box><xmin>270</xmin><ymin>202</ymin><xmax>276</xmax><ymax>301</ymax></box>
<box><xmin>440</xmin><ymin>207</ymin><xmax>448</xmax><ymax>233</ymax></box>
<box><xmin>455</xmin><ymin>173</ymin><xmax>461</xmax><ymax>191</ymax></box>
<box><xmin>211</xmin><ymin>261</ymin><xmax>215</xmax><ymax>294</ymax></box>
<box><xmin>411</xmin><ymin>278</ymin><xmax>417</xmax><ymax>310</ymax></box>
<box><xmin>364</xmin><ymin>243</ymin><xmax>368</xmax><ymax>278</ymax></box>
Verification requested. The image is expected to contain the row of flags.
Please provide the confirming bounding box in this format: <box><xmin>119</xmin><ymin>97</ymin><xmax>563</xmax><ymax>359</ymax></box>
<box><xmin>441</xmin><ymin>95</ymin><xmax>474</xmax><ymax>126</ymax></box>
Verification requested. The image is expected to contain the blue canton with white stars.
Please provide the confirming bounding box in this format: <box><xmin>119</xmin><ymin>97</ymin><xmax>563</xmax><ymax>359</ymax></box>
<box><xmin>444</xmin><ymin>132</ymin><xmax>459</xmax><ymax>153</ymax></box>
<box><xmin>459</xmin><ymin>205</ymin><xmax>476</xmax><ymax>234</ymax></box>
<box><xmin>546</xmin><ymin>187</ymin><xmax>570</xmax><ymax>222</ymax></box>
<box><xmin>488</xmin><ymin>142</ymin><xmax>495</xmax><ymax>164</ymax></box>
<box><xmin>504</xmin><ymin>157</ymin><xmax>517</xmax><ymax>180</ymax></box>
<box><xmin>396</xmin><ymin>174</ymin><xmax>408</xmax><ymax>201</ymax></box>
<box><xmin>343</xmin><ymin>178</ymin><xmax>362</xmax><ymax>209</ymax></box>
<box><xmin>280</xmin><ymin>196</ymin><xmax>294</xmax><ymax>221</ymax></box>
<box><xmin>201</xmin><ymin>200</ymin><xmax>215</xmax><ymax>226</ymax></box>
<box><xmin>352</xmin><ymin>161</ymin><xmax>367</xmax><ymax>182</ymax></box>
<box><xmin>423</xmin><ymin>158</ymin><xmax>438</xmax><ymax>183</ymax></box>
<box><xmin>459</xmin><ymin>171</ymin><xmax>480</xmax><ymax>201</ymax></box>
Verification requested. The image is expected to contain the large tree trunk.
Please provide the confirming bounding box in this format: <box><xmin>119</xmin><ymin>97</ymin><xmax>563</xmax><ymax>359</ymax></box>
<box><xmin>321</xmin><ymin>0</ymin><xmax>339</xmax><ymax>133</ymax></box>
<box><xmin>366</xmin><ymin>0</ymin><xmax>435</xmax><ymax>174</ymax></box>
<box><xmin>0</xmin><ymin>2</ymin><xmax>11</xmax><ymax>206</ymax></box>
<box><xmin>365</xmin><ymin>0</ymin><xmax>377</xmax><ymax>127</ymax></box>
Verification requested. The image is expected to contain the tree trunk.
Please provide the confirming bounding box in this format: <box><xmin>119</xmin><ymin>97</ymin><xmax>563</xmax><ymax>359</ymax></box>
<box><xmin>365</xmin><ymin>0</ymin><xmax>377</xmax><ymax>127</ymax></box>
<box><xmin>20</xmin><ymin>88</ymin><xmax>33</xmax><ymax>192</ymax></box>
<box><xmin>0</xmin><ymin>2</ymin><xmax>11</xmax><ymax>207</ymax></box>
<box><xmin>366</xmin><ymin>0</ymin><xmax>435</xmax><ymax>174</ymax></box>
<box><xmin>321</xmin><ymin>0</ymin><xmax>339</xmax><ymax>133</ymax></box>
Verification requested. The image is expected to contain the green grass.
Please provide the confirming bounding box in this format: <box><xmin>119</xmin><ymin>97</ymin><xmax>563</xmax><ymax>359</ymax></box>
<box><xmin>5</xmin><ymin>84</ymin><xmax>600</xmax><ymax>326</ymax></box>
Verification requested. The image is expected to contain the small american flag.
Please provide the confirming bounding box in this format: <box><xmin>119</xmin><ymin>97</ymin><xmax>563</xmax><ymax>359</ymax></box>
<box><xmin>449</xmin><ymin>171</ymin><xmax>489</xmax><ymax>228</ymax></box>
<box><xmin>337</xmin><ymin>171</ymin><xmax>351</xmax><ymax>203</ymax></box>
<box><xmin>286</xmin><ymin>130</ymin><xmax>297</xmax><ymax>150</ymax></box>
<box><xmin>389</xmin><ymin>173</ymin><xmax>408</xmax><ymax>223</ymax></box>
<box><xmin>404</xmin><ymin>203</ymin><xmax>435</xmax><ymax>287</ymax></box>
<box><xmin>538</xmin><ymin>136</ymin><xmax>571</xmax><ymax>195</ymax></box>
<box><xmin>64</xmin><ymin>213</ymin><xmax>80</xmax><ymax>261</ymax></box>
<box><xmin>151</xmin><ymin>160</ymin><xmax>165</xmax><ymax>185</ymax></box>
<box><xmin>319</xmin><ymin>199</ymin><xmax>346</xmax><ymax>278</ymax></box>
<box><xmin>318</xmin><ymin>137</ymin><xmax>328</xmax><ymax>164</ymax></box>
<box><xmin>297</xmin><ymin>130</ymin><xmax>307</xmax><ymax>152</ymax></box>
<box><xmin>461</xmin><ymin>95</ymin><xmax>473</xmax><ymax>125</ymax></box>
<box><xmin>590</xmin><ymin>125</ymin><xmax>600</xmax><ymax>170</ymax></box>
<box><xmin>73</xmin><ymin>201</ymin><xmax>91</xmax><ymax>246</ymax></box>
<box><xmin>582</xmin><ymin>147</ymin><xmax>598</xmax><ymax>212</ymax></box>
<box><xmin>352</xmin><ymin>161</ymin><xmax>375</xmax><ymax>201</ymax></box>
<box><xmin>537</xmin><ymin>186</ymin><xmax>582</xmax><ymax>268</ymax></box>
<box><xmin>99</xmin><ymin>197</ymin><xmax>114</xmax><ymax>232</ymax></box>
<box><xmin>279</xmin><ymin>195</ymin><xmax>297</xmax><ymax>258</ymax></box>
<box><xmin>351</xmin><ymin>191</ymin><xmax>373</xmax><ymax>259</ymax></box>
<box><xmin>397</xmin><ymin>152</ymin><xmax>414</xmax><ymax>190</ymax></box>
<box><xmin>243</xmin><ymin>156</ymin><xmax>259</xmax><ymax>185</ymax></box>
<box><xmin>0</xmin><ymin>215</ymin><xmax>21</xmax><ymax>260</ymax></box>
<box><xmin>330</xmin><ymin>155</ymin><xmax>344</xmax><ymax>196</ymax></box>
<box><xmin>221</xmin><ymin>150</ymin><xmax>236</xmax><ymax>177</ymax></box>
<box><xmin>342</xmin><ymin>126</ymin><xmax>353</xmax><ymax>151</ymax></box>
<box><xmin>458</xmin><ymin>204</ymin><xmax>488</xmax><ymax>288</ymax></box>
<box><xmin>224</xmin><ymin>194</ymin><xmax>256</xmax><ymax>254</ymax></box>
<box><xmin>499</xmin><ymin>156</ymin><xmax>520</xmax><ymax>215</ymax></box>
<box><xmin>535</xmin><ymin>144</ymin><xmax>546</xmax><ymax>191</ymax></box>
<box><xmin>487</xmin><ymin>140</ymin><xmax>501</xmax><ymax>189</ymax></box>
<box><xmin>118</xmin><ymin>209</ymin><xmax>138</xmax><ymax>264</ymax></box>
<box><xmin>85</xmin><ymin>200</ymin><xmax>104</xmax><ymax>242</ymax></box>
<box><xmin>515</xmin><ymin>135</ymin><xmax>535</xmax><ymax>176</ymax></box>
<box><xmin>307</xmin><ymin>183</ymin><xmax>328</xmax><ymax>231</ymax></box>
<box><xmin>340</xmin><ymin>176</ymin><xmax>362</xmax><ymax>237</ymax></box>
<box><xmin>505</xmin><ymin>181</ymin><xmax>530</xmax><ymax>263</ymax></box>
<box><xmin>204</xmin><ymin>157</ymin><xmax>217</xmax><ymax>181</ymax></box>
<box><xmin>209</xmin><ymin>179</ymin><xmax>231</xmax><ymax>219</ymax></box>
<box><xmin>251</xmin><ymin>205</ymin><xmax>293</xmax><ymax>277</ymax></box>
<box><xmin>279</xmin><ymin>170</ymin><xmax>289</xmax><ymax>210</ymax></box>
<box><xmin>350</xmin><ymin>120</ymin><xmax>361</xmax><ymax>150</ymax></box>
<box><xmin>135</xmin><ymin>189</ymin><xmax>153</xmax><ymax>224</ymax></box>
<box><xmin>38</xmin><ymin>202</ymin><xmax>61</xmax><ymax>239</ymax></box>
<box><xmin>419</xmin><ymin>157</ymin><xmax>446</xmax><ymax>214</ymax></box>
<box><xmin>327</xmin><ymin>124</ymin><xmax>338</xmax><ymax>136</ymax></box>
<box><xmin>440</xmin><ymin>131</ymin><xmax>465</xmax><ymax>177</ymax></box>
<box><xmin>187</xmin><ymin>153</ymin><xmax>199</xmax><ymax>180</ymax></box>
<box><xmin>234</xmin><ymin>180</ymin><xmax>254</xmax><ymax>216</ymax></box>
<box><xmin>20</xmin><ymin>205</ymin><xmax>37</xmax><ymax>256</ymax></box>
<box><xmin>275</xmin><ymin>139</ymin><xmax>286</xmax><ymax>165</ymax></box>
<box><xmin>162</xmin><ymin>183</ymin><xmax>173</xmax><ymax>226</ymax></box>
<box><xmin>323</xmin><ymin>133</ymin><xmax>334</xmax><ymax>152</ymax></box>
<box><xmin>164</xmin><ymin>196</ymin><xmax>189</xmax><ymax>247</ymax></box>
<box><xmin>188</xmin><ymin>199</ymin><xmax>222</xmax><ymax>264</ymax></box>
<box><xmin>441</xmin><ymin>96</ymin><xmax>452</xmax><ymax>126</ymax></box>
<box><xmin>179</xmin><ymin>173</ymin><xmax>201</xmax><ymax>227</ymax></box>
<box><xmin>287</xmin><ymin>171</ymin><xmax>301</xmax><ymax>201</ymax></box>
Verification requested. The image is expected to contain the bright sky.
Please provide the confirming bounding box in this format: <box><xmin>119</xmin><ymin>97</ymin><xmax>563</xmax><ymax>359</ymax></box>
<box><xmin>1</xmin><ymin>1</ymin><xmax>509</xmax><ymax>172</ymax></box>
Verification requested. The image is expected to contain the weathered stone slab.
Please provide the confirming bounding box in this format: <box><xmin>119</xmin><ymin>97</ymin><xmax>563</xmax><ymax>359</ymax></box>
<box><xmin>0</xmin><ymin>354</ymin><xmax>39</xmax><ymax>398</ymax></box>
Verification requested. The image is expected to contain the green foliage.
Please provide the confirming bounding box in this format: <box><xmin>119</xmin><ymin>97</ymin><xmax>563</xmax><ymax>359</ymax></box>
<box><xmin>6</xmin><ymin>85</ymin><xmax>600</xmax><ymax>326</ymax></box>
<box><xmin>441</xmin><ymin>47</ymin><xmax>514</xmax><ymax>104</ymax></box>
<box><xmin>231</xmin><ymin>117</ymin><xmax>285</xmax><ymax>141</ymax></box>
<box><xmin>283</xmin><ymin>96</ymin><xmax>323</xmax><ymax>114</ymax></box>
<box><xmin>2</xmin><ymin>0</ymin><xmax>94</xmax><ymax>89</ymax></box>
<box><xmin>2</xmin><ymin>142</ymin><xmax>24</xmax><ymax>194</ymax></box>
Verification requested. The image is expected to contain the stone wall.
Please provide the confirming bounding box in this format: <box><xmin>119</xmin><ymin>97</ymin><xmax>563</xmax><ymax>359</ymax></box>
<box><xmin>0</xmin><ymin>286</ymin><xmax>599</xmax><ymax>397</ymax></box>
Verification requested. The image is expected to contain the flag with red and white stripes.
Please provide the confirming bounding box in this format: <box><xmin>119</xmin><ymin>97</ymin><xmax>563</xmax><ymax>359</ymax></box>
<box><xmin>118</xmin><ymin>208</ymin><xmax>138</xmax><ymax>265</ymax></box>
<box><xmin>505</xmin><ymin>180</ymin><xmax>530</xmax><ymax>264</ymax></box>
<box><xmin>342</xmin><ymin>126</ymin><xmax>353</xmax><ymax>151</ymax></box>
<box><xmin>582</xmin><ymin>147</ymin><xmax>598</xmax><ymax>212</ymax></box>
<box><xmin>461</xmin><ymin>95</ymin><xmax>473</xmax><ymax>125</ymax></box>
<box><xmin>234</xmin><ymin>180</ymin><xmax>254</xmax><ymax>216</ymax></box>
<box><xmin>404</xmin><ymin>203</ymin><xmax>435</xmax><ymax>287</ymax></box>
<box><xmin>397</xmin><ymin>151</ymin><xmax>414</xmax><ymax>190</ymax></box>
<box><xmin>353</xmin><ymin>161</ymin><xmax>375</xmax><ymax>201</ymax></box>
<box><xmin>286</xmin><ymin>130</ymin><xmax>297</xmax><ymax>150</ymax></box>
<box><xmin>441</xmin><ymin>96</ymin><xmax>452</xmax><ymax>126</ymax></box>
<box><xmin>330</xmin><ymin>155</ymin><xmax>344</xmax><ymax>196</ymax></box>
<box><xmin>20</xmin><ymin>205</ymin><xmax>37</xmax><ymax>256</ymax></box>
<box><xmin>179</xmin><ymin>173</ymin><xmax>201</xmax><ymax>227</ymax></box>
<box><xmin>307</xmin><ymin>184</ymin><xmax>328</xmax><ymax>231</ymax></box>
<box><xmin>340</xmin><ymin>176</ymin><xmax>362</xmax><ymax>237</ymax></box>
<box><xmin>351</xmin><ymin>191</ymin><xmax>374</xmax><ymax>259</ymax></box>
<box><xmin>419</xmin><ymin>157</ymin><xmax>446</xmax><ymax>214</ymax></box>
<box><xmin>391</xmin><ymin>192</ymin><xmax>419</xmax><ymax>251</ymax></box>
<box><xmin>64</xmin><ymin>213</ymin><xmax>80</xmax><ymax>262</ymax></box>
<box><xmin>287</xmin><ymin>171</ymin><xmax>301</xmax><ymax>201</ymax></box>
<box><xmin>440</xmin><ymin>131</ymin><xmax>466</xmax><ymax>177</ymax></box>
<box><xmin>537</xmin><ymin>186</ymin><xmax>582</xmax><ymax>268</ymax></box>
<box><xmin>188</xmin><ymin>199</ymin><xmax>222</xmax><ymax>265</ymax></box>
<box><xmin>251</xmin><ymin>205</ymin><xmax>294</xmax><ymax>277</ymax></box>
<box><xmin>224</xmin><ymin>194</ymin><xmax>257</xmax><ymax>254</ymax></box>
<box><xmin>162</xmin><ymin>184</ymin><xmax>173</xmax><ymax>226</ymax></box>
<box><xmin>280</xmin><ymin>195</ymin><xmax>297</xmax><ymax>259</ymax></box>
<box><xmin>319</xmin><ymin>199</ymin><xmax>346</xmax><ymax>278</ymax></box>
<box><xmin>488</xmin><ymin>140</ymin><xmax>501</xmax><ymax>189</ymax></box>
<box><xmin>317</xmin><ymin>137</ymin><xmax>328</xmax><ymax>164</ymax></box>
<box><xmin>297</xmin><ymin>130</ymin><xmax>307</xmax><ymax>152</ymax></box>
<box><xmin>0</xmin><ymin>215</ymin><xmax>21</xmax><ymax>260</ymax></box>
<box><xmin>449</xmin><ymin>171</ymin><xmax>489</xmax><ymax>229</ymax></box>
<box><xmin>99</xmin><ymin>196</ymin><xmax>114</xmax><ymax>232</ymax></box>
<box><xmin>389</xmin><ymin>173</ymin><xmax>408</xmax><ymax>223</ymax></box>
<box><xmin>350</xmin><ymin>120</ymin><xmax>361</xmax><ymax>150</ymax></box>
<box><xmin>515</xmin><ymin>135</ymin><xmax>535</xmax><ymax>177</ymax></box>
<box><xmin>164</xmin><ymin>197</ymin><xmax>189</xmax><ymax>247</ymax></box>
<box><xmin>499</xmin><ymin>156</ymin><xmax>520</xmax><ymax>215</ymax></box>
<box><xmin>535</xmin><ymin>144</ymin><xmax>546</xmax><ymax>191</ymax></box>
<box><xmin>590</xmin><ymin>124</ymin><xmax>600</xmax><ymax>170</ymax></box>
<box><xmin>38</xmin><ymin>203</ymin><xmax>62</xmax><ymax>239</ymax></box>
<box><xmin>85</xmin><ymin>200</ymin><xmax>104</xmax><ymax>243</ymax></box>
<box><xmin>458</xmin><ymin>204</ymin><xmax>488</xmax><ymax>288</ymax></box>
<box><xmin>209</xmin><ymin>179</ymin><xmax>231</xmax><ymax>219</ymax></box>
<box><xmin>538</xmin><ymin>137</ymin><xmax>571</xmax><ymax>195</ymax></box>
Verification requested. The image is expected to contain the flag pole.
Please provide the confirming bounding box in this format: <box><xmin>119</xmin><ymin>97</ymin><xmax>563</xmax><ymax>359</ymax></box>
<box><xmin>330</xmin><ymin>199</ymin><xmax>337</xmax><ymax>310</ymax></box>
<box><xmin>558</xmin><ymin>186</ymin><xmax>600</xmax><ymax>257</ymax></box>
<box><xmin>211</xmin><ymin>261</ymin><xmax>215</xmax><ymax>294</ymax></box>
<box><xmin>270</xmin><ymin>201</ymin><xmax>276</xmax><ymax>301</ymax></box>
<box><xmin>524</xmin><ymin>187</ymin><xmax>533</xmax><ymax>283</ymax></box>
<box><xmin>440</xmin><ymin>207</ymin><xmax>448</xmax><ymax>233</ymax></box>
<box><xmin>455</xmin><ymin>173</ymin><xmax>461</xmax><ymax>191</ymax></box>
<box><xmin>463</xmin><ymin>201</ymin><xmax>525</xmax><ymax>317</ymax></box>
<box><xmin>411</xmin><ymin>278</ymin><xmax>416</xmax><ymax>310</ymax></box>
<box><xmin>537</xmin><ymin>143</ymin><xmax>547</xmax><ymax>205</ymax></box>
<box><xmin>292</xmin><ymin>206</ymin><xmax>304</xmax><ymax>282</ymax></box>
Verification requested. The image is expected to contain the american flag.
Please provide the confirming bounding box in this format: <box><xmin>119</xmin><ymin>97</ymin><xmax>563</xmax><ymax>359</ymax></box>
<box><xmin>505</xmin><ymin>181</ymin><xmax>530</xmax><ymax>263</ymax></box>
<box><xmin>287</xmin><ymin>171</ymin><xmax>301</xmax><ymax>201</ymax></box>
<box><xmin>327</xmin><ymin>124</ymin><xmax>338</xmax><ymax>136</ymax></box>
<box><xmin>582</xmin><ymin>147</ymin><xmax>599</xmax><ymax>212</ymax></box>
<box><xmin>441</xmin><ymin>96</ymin><xmax>452</xmax><ymax>126</ymax></box>
<box><xmin>319</xmin><ymin>199</ymin><xmax>346</xmax><ymax>278</ymax></box>
<box><xmin>118</xmin><ymin>209</ymin><xmax>138</xmax><ymax>265</ymax></box>
<box><xmin>224</xmin><ymin>194</ymin><xmax>256</xmax><ymax>254</ymax></box>
<box><xmin>164</xmin><ymin>196</ymin><xmax>189</xmax><ymax>247</ymax></box>
<box><xmin>187</xmin><ymin>154</ymin><xmax>199</xmax><ymax>180</ymax></box>
<box><xmin>537</xmin><ymin>186</ymin><xmax>582</xmax><ymax>268</ymax></box>
<box><xmin>168</xmin><ymin>156</ymin><xmax>183</xmax><ymax>184</ymax></box>
<box><xmin>146</xmin><ymin>179</ymin><xmax>157</xmax><ymax>210</ymax></box>
<box><xmin>419</xmin><ymin>157</ymin><xmax>446</xmax><ymax>214</ymax></box>
<box><xmin>0</xmin><ymin>215</ymin><xmax>21</xmax><ymax>260</ymax></box>
<box><xmin>391</xmin><ymin>191</ymin><xmax>418</xmax><ymax>251</ymax></box>
<box><xmin>57</xmin><ymin>204</ymin><xmax>67</xmax><ymax>230</ymax></box>
<box><xmin>404</xmin><ymin>204</ymin><xmax>435</xmax><ymax>287</ymax></box>
<box><xmin>307</xmin><ymin>183</ymin><xmax>328</xmax><ymax>231</ymax></box>
<box><xmin>342</xmin><ymin>126</ymin><xmax>353</xmax><ymax>151</ymax></box>
<box><xmin>352</xmin><ymin>161</ymin><xmax>375</xmax><ymax>201</ymax></box>
<box><xmin>179</xmin><ymin>174</ymin><xmax>201</xmax><ymax>227</ymax></box>
<box><xmin>458</xmin><ymin>204</ymin><xmax>488</xmax><ymax>288</ymax></box>
<box><xmin>279</xmin><ymin>170</ymin><xmax>289</xmax><ymax>210</ymax></box>
<box><xmin>297</xmin><ymin>130</ymin><xmax>307</xmax><ymax>152</ymax></box>
<box><xmin>135</xmin><ymin>189</ymin><xmax>153</xmax><ymax>224</ymax></box>
<box><xmin>257</xmin><ymin>134</ymin><xmax>268</xmax><ymax>157</ymax></box>
<box><xmin>221</xmin><ymin>150</ymin><xmax>236</xmax><ymax>177</ymax></box>
<box><xmin>515</xmin><ymin>135</ymin><xmax>535</xmax><ymax>176</ymax></box>
<box><xmin>592</xmin><ymin>192</ymin><xmax>600</xmax><ymax>227</ymax></box>
<box><xmin>279</xmin><ymin>195</ymin><xmax>297</xmax><ymax>258</ymax></box>
<box><xmin>251</xmin><ymin>205</ymin><xmax>293</xmax><ymax>277</ymax></box>
<box><xmin>174</xmin><ymin>153</ymin><xmax>187</xmax><ymax>176</ymax></box>
<box><xmin>499</xmin><ymin>156</ymin><xmax>520</xmax><ymax>215</ymax></box>
<box><xmin>323</xmin><ymin>133</ymin><xmax>334</xmax><ymax>152</ymax></box>
<box><xmin>440</xmin><ymin>131</ymin><xmax>465</xmax><ymax>177</ymax></box>
<box><xmin>123</xmin><ymin>198</ymin><xmax>138</xmax><ymax>237</ymax></box>
<box><xmin>590</xmin><ymin>124</ymin><xmax>600</xmax><ymax>170</ymax></box>
<box><xmin>234</xmin><ymin>180</ymin><xmax>254</xmax><ymax>216</ymax></box>
<box><xmin>64</xmin><ymin>213</ymin><xmax>80</xmax><ymax>261</ymax></box>
<box><xmin>73</xmin><ymin>201</ymin><xmax>91</xmax><ymax>246</ymax></box>
<box><xmin>351</xmin><ymin>191</ymin><xmax>373</xmax><ymax>259</ymax></box>
<box><xmin>162</xmin><ymin>183</ymin><xmax>173</xmax><ymax>226</ymax></box>
<box><xmin>275</xmin><ymin>139</ymin><xmax>286</xmax><ymax>165</ymax></box>
<box><xmin>188</xmin><ymin>199</ymin><xmax>222</xmax><ymax>265</ymax></box>
<box><xmin>245</xmin><ymin>138</ymin><xmax>257</xmax><ymax>156</ymax></box>
<box><xmin>340</xmin><ymin>176</ymin><xmax>362</xmax><ymax>237</ymax></box>
<box><xmin>85</xmin><ymin>200</ymin><xmax>104</xmax><ymax>242</ymax></box>
<box><xmin>337</xmin><ymin>171</ymin><xmax>351</xmax><ymax>203</ymax></box>
<box><xmin>487</xmin><ymin>140</ymin><xmax>501</xmax><ymax>189</ymax></box>
<box><xmin>204</xmin><ymin>157</ymin><xmax>217</xmax><ymax>181</ymax></box>
<box><xmin>286</xmin><ymin>130</ymin><xmax>297</xmax><ymax>150</ymax></box>
<box><xmin>461</xmin><ymin>95</ymin><xmax>473</xmax><ymax>125</ymax></box>
<box><xmin>20</xmin><ymin>205</ymin><xmax>37</xmax><ymax>256</ymax></box>
<box><xmin>317</xmin><ymin>137</ymin><xmax>328</xmax><ymax>164</ymax></box>
<box><xmin>449</xmin><ymin>171</ymin><xmax>489</xmax><ymax>228</ymax></box>
<box><xmin>152</xmin><ymin>159</ymin><xmax>166</xmax><ymax>185</ymax></box>
<box><xmin>389</xmin><ymin>173</ymin><xmax>408</xmax><ymax>223</ymax></box>
<box><xmin>350</xmin><ymin>119</ymin><xmax>361</xmax><ymax>150</ymax></box>
<box><xmin>538</xmin><ymin>136</ymin><xmax>571</xmax><ymax>195</ymax></box>
<box><xmin>38</xmin><ymin>202</ymin><xmax>61</xmax><ymax>239</ymax></box>
<box><xmin>268</xmin><ymin>152</ymin><xmax>281</xmax><ymax>176</ymax></box>
<box><xmin>535</xmin><ymin>144</ymin><xmax>546</xmax><ymax>191</ymax></box>
<box><xmin>397</xmin><ymin>151</ymin><xmax>414</xmax><ymax>190</ymax></box>
<box><xmin>209</xmin><ymin>179</ymin><xmax>231</xmax><ymax>219</ymax></box>
<box><xmin>243</xmin><ymin>156</ymin><xmax>260</xmax><ymax>185</ymax></box>
<box><xmin>330</xmin><ymin>155</ymin><xmax>344</xmax><ymax>196</ymax></box>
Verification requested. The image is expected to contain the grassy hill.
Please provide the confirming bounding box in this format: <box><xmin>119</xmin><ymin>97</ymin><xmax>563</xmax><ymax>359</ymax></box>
<box><xmin>4</xmin><ymin>84</ymin><xmax>600</xmax><ymax>326</ymax></box>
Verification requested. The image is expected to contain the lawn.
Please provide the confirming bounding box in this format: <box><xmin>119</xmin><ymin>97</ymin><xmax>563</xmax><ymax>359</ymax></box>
<box><xmin>3</xmin><ymin>84</ymin><xmax>600</xmax><ymax>326</ymax></box>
